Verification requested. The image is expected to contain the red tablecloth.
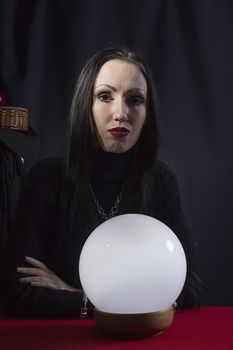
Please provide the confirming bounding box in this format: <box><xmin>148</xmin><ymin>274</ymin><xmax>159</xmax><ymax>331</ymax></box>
<box><xmin>0</xmin><ymin>307</ymin><xmax>232</xmax><ymax>349</ymax></box>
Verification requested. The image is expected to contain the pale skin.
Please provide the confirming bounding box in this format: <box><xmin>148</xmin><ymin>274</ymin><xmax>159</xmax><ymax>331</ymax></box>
<box><xmin>92</xmin><ymin>59</ymin><xmax>147</xmax><ymax>153</ymax></box>
<box><xmin>17</xmin><ymin>256</ymin><xmax>81</xmax><ymax>292</ymax></box>
<box><xmin>17</xmin><ymin>59</ymin><xmax>148</xmax><ymax>291</ymax></box>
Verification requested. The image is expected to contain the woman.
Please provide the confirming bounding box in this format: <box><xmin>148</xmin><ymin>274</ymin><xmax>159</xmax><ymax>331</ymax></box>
<box><xmin>5</xmin><ymin>46</ymin><xmax>200</xmax><ymax>318</ymax></box>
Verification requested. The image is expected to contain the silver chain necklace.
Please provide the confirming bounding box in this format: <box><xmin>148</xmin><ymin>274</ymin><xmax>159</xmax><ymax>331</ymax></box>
<box><xmin>90</xmin><ymin>186</ymin><xmax>124</xmax><ymax>221</ymax></box>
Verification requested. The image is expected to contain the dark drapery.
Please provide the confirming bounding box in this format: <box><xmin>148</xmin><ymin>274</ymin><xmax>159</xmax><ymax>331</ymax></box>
<box><xmin>0</xmin><ymin>0</ymin><xmax>232</xmax><ymax>306</ymax></box>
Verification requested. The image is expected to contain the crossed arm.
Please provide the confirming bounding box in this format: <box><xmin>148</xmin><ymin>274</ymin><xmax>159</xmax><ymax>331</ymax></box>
<box><xmin>17</xmin><ymin>256</ymin><xmax>81</xmax><ymax>293</ymax></box>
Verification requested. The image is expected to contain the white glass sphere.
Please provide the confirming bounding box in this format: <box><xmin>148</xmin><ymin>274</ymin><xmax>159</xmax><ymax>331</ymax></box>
<box><xmin>79</xmin><ymin>214</ymin><xmax>187</xmax><ymax>314</ymax></box>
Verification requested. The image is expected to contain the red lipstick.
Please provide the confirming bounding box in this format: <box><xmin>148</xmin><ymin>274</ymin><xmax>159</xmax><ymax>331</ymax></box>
<box><xmin>108</xmin><ymin>127</ymin><xmax>129</xmax><ymax>137</ymax></box>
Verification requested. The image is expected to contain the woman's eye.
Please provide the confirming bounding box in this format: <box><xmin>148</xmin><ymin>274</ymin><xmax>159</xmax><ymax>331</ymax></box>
<box><xmin>127</xmin><ymin>96</ymin><xmax>145</xmax><ymax>106</ymax></box>
<box><xmin>96</xmin><ymin>93</ymin><xmax>112</xmax><ymax>102</ymax></box>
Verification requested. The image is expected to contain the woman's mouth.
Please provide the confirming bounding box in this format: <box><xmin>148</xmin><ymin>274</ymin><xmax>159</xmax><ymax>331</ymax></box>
<box><xmin>108</xmin><ymin>127</ymin><xmax>129</xmax><ymax>138</ymax></box>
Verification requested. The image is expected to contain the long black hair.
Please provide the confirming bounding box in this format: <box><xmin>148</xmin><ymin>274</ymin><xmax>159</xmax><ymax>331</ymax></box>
<box><xmin>64</xmin><ymin>46</ymin><xmax>160</xmax><ymax>213</ymax></box>
<box><xmin>66</xmin><ymin>46</ymin><xmax>159</xmax><ymax>177</ymax></box>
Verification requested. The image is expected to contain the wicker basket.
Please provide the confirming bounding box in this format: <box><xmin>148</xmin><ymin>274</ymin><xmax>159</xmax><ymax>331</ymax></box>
<box><xmin>0</xmin><ymin>107</ymin><xmax>29</xmax><ymax>131</ymax></box>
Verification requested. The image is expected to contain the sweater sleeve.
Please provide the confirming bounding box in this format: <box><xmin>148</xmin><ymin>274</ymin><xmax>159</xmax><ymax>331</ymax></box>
<box><xmin>155</xmin><ymin>162</ymin><xmax>200</xmax><ymax>309</ymax></box>
<box><xmin>4</xmin><ymin>159</ymin><xmax>93</xmax><ymax>319</ymax></box>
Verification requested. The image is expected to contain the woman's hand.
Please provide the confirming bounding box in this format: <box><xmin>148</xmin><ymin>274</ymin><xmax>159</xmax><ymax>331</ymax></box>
<box><xmin>17</xmin><ymin>256</ymin><xmax>81</xmax><ymax>292</ymax></box>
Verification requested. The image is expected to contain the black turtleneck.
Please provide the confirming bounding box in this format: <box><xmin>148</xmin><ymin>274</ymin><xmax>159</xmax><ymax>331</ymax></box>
<box><xmin>5</xmin><ymin>154</ymin><xmax>201</xmax><ymax>319</ymax></box>
<box><xmin>90</xmin><ymin>148</ymin><xmax>133</xmax><ymax>215</ymax></box>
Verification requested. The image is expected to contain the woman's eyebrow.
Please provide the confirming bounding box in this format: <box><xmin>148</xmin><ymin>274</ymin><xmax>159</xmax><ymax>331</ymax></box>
<box><xmin>127</xmin><ymin>88</ymin><xmax>146</xmax><ymax>95</ymax></box>
<box><xmin>95</xmin><ymin>85</ymin><xmax>146</xmax><ymax>95</ymax></box>
<box><xmin>95</xmin><ymin>84</ymin><xmax>117</xmax><ymax>91</ymax></box>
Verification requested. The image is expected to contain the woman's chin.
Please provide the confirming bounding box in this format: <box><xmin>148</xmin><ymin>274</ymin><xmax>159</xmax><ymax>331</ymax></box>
<box><xmin>102</xmin><ymin>142</ymin><xmax>133</xmax><ymax>154</ymax></box>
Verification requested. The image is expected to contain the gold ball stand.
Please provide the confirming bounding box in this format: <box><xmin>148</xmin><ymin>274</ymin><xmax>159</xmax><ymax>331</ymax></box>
<box><xmin>94</xmin><ymin>305</ymin><xmax>174</xmax><ymax>339</ymax></box>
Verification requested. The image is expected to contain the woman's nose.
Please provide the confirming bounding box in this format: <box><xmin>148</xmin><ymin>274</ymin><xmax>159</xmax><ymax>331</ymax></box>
<box><xmin>113</xmin><ymin>101</ymin><xmax>128</xmax><ymax>122</ymax></box>
<box><xmin>114</xmin><ymin>113</ymin><xmax>127</xmax><ymax>122</ymax></box>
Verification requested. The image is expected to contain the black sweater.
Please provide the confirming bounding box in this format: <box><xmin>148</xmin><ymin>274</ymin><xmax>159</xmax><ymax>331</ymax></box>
<box><xmin>5</xmin><ymin>152</ymin><xmax>198</xmax><ymax>318</ymax></box>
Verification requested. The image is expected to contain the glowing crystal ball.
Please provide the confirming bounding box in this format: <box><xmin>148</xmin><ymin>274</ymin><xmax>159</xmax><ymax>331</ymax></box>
<box><xmin>79</xmin><ymin>214</ymin><xmax>187</xmax><ymax>313</ymax></box>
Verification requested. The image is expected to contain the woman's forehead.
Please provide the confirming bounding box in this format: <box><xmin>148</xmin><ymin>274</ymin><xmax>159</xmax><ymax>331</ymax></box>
<box><xmin>94</xmin><ymin>59</ymin><xmax>147</xmax><ymax>92</ymax></box>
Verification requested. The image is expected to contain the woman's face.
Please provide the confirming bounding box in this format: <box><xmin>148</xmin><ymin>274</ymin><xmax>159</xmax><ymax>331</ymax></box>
<box><xmin>92</xmin><ymin>59</ymin><xmax>147</xmax><ymax>153</ymax></box>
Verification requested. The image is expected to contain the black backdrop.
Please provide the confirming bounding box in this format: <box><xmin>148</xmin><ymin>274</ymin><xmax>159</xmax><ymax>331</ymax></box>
<box><xmin>0</xmin><ymin>0</ymin><xmax>232</xmax><ymax>306</ymax></box>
